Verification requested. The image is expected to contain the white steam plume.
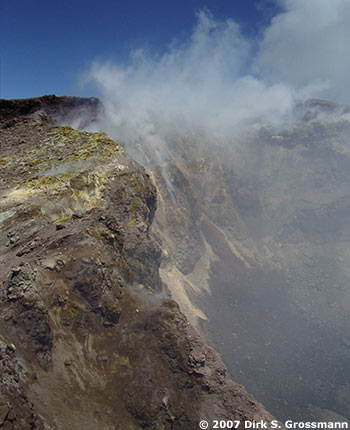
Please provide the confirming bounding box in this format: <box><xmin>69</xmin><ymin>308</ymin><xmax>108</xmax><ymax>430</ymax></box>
<box><xmin>81</xmin><ymin>3</ymin><xmax>350</xmax><ymax>154</ymax></box>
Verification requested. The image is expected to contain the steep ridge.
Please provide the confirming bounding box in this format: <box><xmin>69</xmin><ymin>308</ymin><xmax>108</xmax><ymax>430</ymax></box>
<box><xmin>0</xmin><ymin>97</ymin><xmax>275</xmax><ymax>429</ymax></box>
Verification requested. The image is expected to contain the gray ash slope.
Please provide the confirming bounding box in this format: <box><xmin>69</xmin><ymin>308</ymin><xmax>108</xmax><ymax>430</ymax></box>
<box><xmin>144</xmin><ymin>101</ymin><xmax>350</xmax><ymax>422</ymax></box>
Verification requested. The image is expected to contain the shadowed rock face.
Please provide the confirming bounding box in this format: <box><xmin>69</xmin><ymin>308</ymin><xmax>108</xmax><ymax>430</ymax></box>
<box><xmin>144</xmin><ymin>114</ymin><xmax>350</xmax><ymax>422</ymax></box>
<box><xmin>0</xmin><ymin>97</ymin><xmax>275</xmax><ymax>429</ymax></box>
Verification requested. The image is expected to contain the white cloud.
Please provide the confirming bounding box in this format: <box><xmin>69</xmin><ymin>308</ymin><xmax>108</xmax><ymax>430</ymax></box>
<box><xmin>81</xmin><ymin>3</ymin><xmax>350</xmax><ymax>158</ymax></box>
<box><xmin>256</xmin><ymin>0</ymin><xmax>350</xmax><ymax>102</ymax></box>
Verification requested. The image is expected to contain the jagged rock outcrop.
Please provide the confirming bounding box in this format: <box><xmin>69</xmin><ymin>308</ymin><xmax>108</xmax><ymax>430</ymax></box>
<box><xmin>0</xmin><ymin>97</ymin><xmax>276</xmax><ymax>429</ymax></box>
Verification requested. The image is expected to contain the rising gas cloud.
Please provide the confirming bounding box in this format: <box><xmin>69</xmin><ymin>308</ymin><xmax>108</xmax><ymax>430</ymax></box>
<box><xmin>80</xmin><ymin>0</ymin><xmax>350</xmax><ymax>154</ymax></box>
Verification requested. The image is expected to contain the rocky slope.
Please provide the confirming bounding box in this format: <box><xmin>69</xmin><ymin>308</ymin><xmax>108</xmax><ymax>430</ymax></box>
<box><xmin>0</xmin><ymin>97</ymin><xmax>276</xmax><ymax>429</ymax></box>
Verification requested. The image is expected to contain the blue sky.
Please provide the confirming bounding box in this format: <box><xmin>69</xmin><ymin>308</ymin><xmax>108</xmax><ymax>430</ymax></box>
<box><xmin>0</xmin><ymin>0</ymin><xmax>280</xmax><ymax>99</ymax></box>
